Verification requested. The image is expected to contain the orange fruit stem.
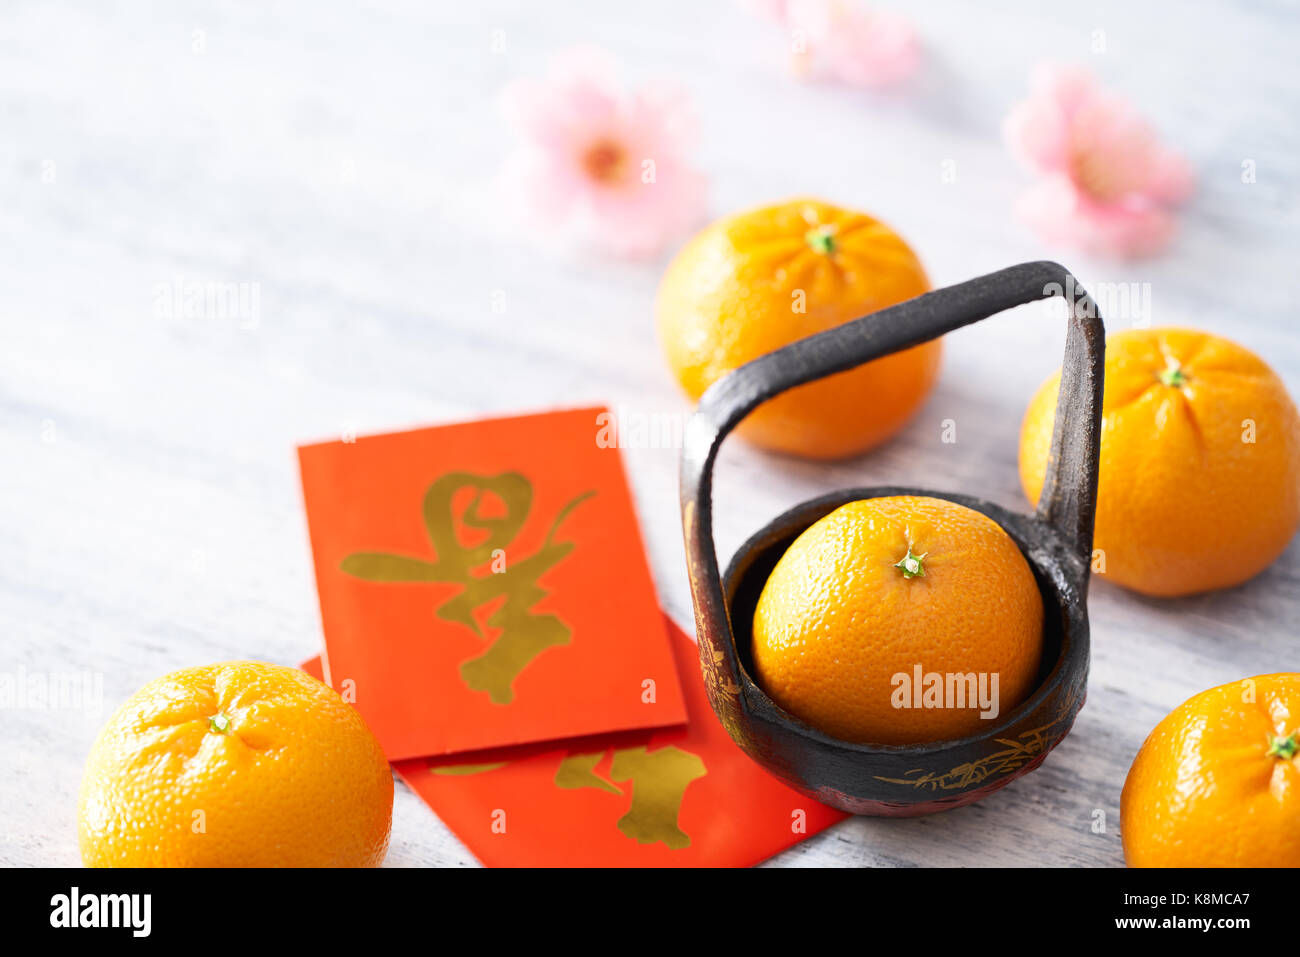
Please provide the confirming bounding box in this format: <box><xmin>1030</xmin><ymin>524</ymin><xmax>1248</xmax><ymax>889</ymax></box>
<box><xmin>894</xmin><ymin>548</ymin><xmax>927</xmax><ymax>579</ymax></box>
<box><xmin>1269</xmin><ymin>733</ymin><xmax>1298</xmax><ymax>760</ymax></box>
<box><xmin>804</xmin><ymin>224</ymin><xmax>836</xmax><ymax>254</ymax></box>
<box><xmin>1157</xmin><ymin>359</ymin><xmax>1187</xmax><ymax>387</ymax></box>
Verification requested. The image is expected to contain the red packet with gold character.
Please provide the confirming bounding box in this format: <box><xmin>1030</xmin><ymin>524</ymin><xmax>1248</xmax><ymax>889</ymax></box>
<box><xmin>298</xmin><ymin>407</ymin><xmax>687</xmax><ymax>759</ymax></box>
<box><xmin>304</xmin><ymin>616</ymin><xmax>848</xmax><ymax>866</ymax></box>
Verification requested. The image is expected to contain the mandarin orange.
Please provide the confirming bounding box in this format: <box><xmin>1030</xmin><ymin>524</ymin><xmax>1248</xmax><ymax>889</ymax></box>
<box><xmin>78</xmin><ymin>661</ymin><xmax>393</xmax><ymax>867</ymax></box>
<box><xmin>1121</xmin><ymin>673</ymin><xmax>1300</xmax><ymax>867</ymax></box>
<box><xmin>656</xmin><ymin>198</ymin><xmax>938</xmax><ymax>459</ymax></box>
<box><xmin>751</xmin><ymin>495</ymin><xmax>1043</xmax><ymax>745</ymax></box>
<box><xmin>1020</xmin><ymin>327</ymin><xmax>1300</xmax><ymax>596</ymax></box>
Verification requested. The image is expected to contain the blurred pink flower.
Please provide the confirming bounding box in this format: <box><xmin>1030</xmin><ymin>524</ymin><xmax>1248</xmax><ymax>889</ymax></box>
<box><xmin>498</xmin><ymin>48</ymin><xmax>707</xmax><ymax>259</ymax></box>
<box><xmin>739</xmin><ymin>0</ymin><xmax>791</xmax><ymax>20</ymax></box>
<box><xmin>1003</xmin><ymin>64</ymin><xmax>1193</xmax><ymax>259</ymax></box>
<box><xmin>744</xmin><ymin>0</ymin><xmax>920</xmax><ymax>88</ymax></box>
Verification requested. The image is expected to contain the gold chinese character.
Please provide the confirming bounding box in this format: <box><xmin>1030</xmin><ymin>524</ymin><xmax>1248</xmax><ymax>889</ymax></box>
<box><xmin>553</xmin><ymin>745</ymin><xmax>707</xmax><ymax>849</ymax></box>
<box><xmin>342</xmin><ymin>471</ymin><xmax>594</xmax><ymax>703</ymax></box>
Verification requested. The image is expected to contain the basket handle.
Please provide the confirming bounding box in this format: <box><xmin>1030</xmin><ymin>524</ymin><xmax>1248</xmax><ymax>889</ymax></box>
<box><xmin>679</xmin><ymin>261</ymin><xmax>1104</xmax><ymax>716</ymax></box>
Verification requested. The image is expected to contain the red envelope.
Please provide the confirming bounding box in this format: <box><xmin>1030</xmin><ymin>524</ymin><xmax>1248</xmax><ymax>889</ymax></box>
<box><xmin>297</xmin><ymin>407</ymin><xmax>686</xmax><ymax>759</ymax></box>
<box><xmin>302</xmin><ymin>617</ymin><xmax>848</xmax><ymax>867</ymax></box>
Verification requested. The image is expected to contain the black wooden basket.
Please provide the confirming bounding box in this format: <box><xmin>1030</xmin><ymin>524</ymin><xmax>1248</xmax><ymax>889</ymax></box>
<box><xmin>679</xmin><ymin>261</ymin><xmax>1103</xmax><ymax>815</ymax></box>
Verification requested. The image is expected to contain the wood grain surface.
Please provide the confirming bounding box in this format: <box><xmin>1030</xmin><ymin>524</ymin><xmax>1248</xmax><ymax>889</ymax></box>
<box><xmin>2</xmin><ymin>0</ymin><xmax>1297</xmax><ymax>867</ymax></box>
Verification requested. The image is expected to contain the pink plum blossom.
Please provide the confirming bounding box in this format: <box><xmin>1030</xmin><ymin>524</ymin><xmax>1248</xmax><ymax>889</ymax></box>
<box><xmin>1003</xmin><ymin>63</ymin><xmax>1193</xmax><ymax>259</ymax></box>
<box><xmin>738</xmin><ymin>0</ymin><xmax>791</xmax><ymax>21</ymax></box>
<box><xmin>498</xmin><ymin>48</ymin><xmax>707</xmax><ymax>259</ymax></box>
<box><xmin>742</xmin><ymin>0</ymin><xmax>920</xmax><ymax>88</ymax></box>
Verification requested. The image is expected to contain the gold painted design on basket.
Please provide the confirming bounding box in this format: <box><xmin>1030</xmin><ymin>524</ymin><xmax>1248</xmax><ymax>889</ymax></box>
<box><xmin>873</xmin><ymin>697</ymin><xmax>1077</xmax><ymax>791</ymax></box>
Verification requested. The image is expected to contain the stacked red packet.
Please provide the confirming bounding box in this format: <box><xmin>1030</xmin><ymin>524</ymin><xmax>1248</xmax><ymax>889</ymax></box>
<box><xmin>297</xmin><ymin>406</ymin><xmax>847</xmax><ymax>865</ymax></box>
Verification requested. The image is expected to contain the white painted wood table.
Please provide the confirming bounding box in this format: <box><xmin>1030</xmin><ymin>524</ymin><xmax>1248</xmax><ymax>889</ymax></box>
<box><xmin>3</xmin><ymin>0</ymin><xmax>1297</xmax><ymax>867</ymax></box>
